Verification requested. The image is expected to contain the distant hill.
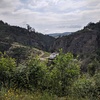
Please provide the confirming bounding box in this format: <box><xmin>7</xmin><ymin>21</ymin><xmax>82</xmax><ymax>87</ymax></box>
<box><xmin>0</xmin><ymin>20</ymin><xmax>55</xmax><ymax>52</ymax></box>
<box><xmin>48</xmin><ymin>32</ymin><xmax>71</xmax><ymax>38</ymax></box>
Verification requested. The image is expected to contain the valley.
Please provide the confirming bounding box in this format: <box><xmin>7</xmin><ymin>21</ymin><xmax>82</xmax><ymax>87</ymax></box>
<box><xmin>0</xmin><ymin>20</ymin><xmax>100</xmax><ymax>100</ymax></box>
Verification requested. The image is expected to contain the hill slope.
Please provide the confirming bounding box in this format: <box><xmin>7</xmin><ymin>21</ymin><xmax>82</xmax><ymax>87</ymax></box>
<box><xmin>51</xmin><ymin>21</ymin><xmax>100</xmax><ymax>70</ymax></box>
<box><xmin>0</xmin><ymin>20</ymin><xmax>55</xmax><ymax>52</ymax></box>
<box><xmin>52</xmin><ymin>22</ymin><xmax>100</xmax><ymax>55</ymax></box>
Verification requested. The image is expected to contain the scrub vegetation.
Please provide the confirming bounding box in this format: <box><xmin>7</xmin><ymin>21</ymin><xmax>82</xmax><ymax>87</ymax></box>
<box><xmin>0</xmin><ymin>51</ymin><xmax>99</xmax><ymax>100</ymax></box>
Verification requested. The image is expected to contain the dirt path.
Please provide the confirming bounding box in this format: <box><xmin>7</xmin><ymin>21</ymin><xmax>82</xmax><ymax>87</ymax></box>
<box><xmin>39</xmin><ymin>50</ymin><xmax>44</xmax><ymax>58</ymax></box>
<box><xmin>39</xmin><ymin>51</ymin><xmax>49</xmax><ymax>61</ymax></box>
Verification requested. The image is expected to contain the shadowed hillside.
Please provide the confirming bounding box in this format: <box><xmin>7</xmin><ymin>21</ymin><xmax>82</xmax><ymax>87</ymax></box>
<box><xmin>0</xmin><ymin>20</ymin><xmax>100</xmax><ymax>70</ymax></box>
<box><xmin>52</xmin><ymin>21</ymin><xmax>100</xmax><ymax>54</ymax></box>
<box><xmin>0</xmin><ymin>20</ymin><xmax>55</xmax><ymax>52</ymax></box>
<box><xmin>51</xmin><ymin>21</ymin><xmax>100</xmax><ymax>70</ymax></box>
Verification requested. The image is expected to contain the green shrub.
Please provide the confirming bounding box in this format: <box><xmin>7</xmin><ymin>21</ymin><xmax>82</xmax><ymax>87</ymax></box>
<box><xmin>72</xmin><ymin>74</ymin><xmax>100</xmax><ymax>100</ymax></box>
<box><xmin>12</xmin><ymin>57</ymin><xmax>47</xmax><ymax>91</ymax></box>
<box><xmin>0</xmin><ymin>52</ymin><xmax>16</xmax><ymax>88</ymax></box>
<box><xmin>88</xmin><ymin>59</ymin><xmax>100</xmax><ymax>76</ymax></box>
<box><xmin>47</xmin><ymin>52</ymin><xmax>80</xmax><ymax>96</ymax></box>
<box><xmin>93</xmin><ymin>72</ymin><xmax>100</xmax><ymax>99</ymax></box>
<box><xmin>11</xmin><ymin>65</ymin><xmax>31</xmax><ymax>90</ymax></box>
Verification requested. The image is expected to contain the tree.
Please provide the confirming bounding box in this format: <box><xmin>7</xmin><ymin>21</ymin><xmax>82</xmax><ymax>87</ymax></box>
<box><xmin>88</xmin><ymin>59</ymin><xmax>100</xmax><ymax>76</ymax></box>
<box><xmin>11</xmin><ymin>47</ymin><xmax>27</xmax><ymax>66</ymax></box>
<box><xmin>12</xmin><ymin>57</ymin><xmax>47</xmax><ymax>90</ymax></box>
<box><xmin>26</xmin><ymin>24</ymin><xmax>35</xmax><ymax>32</ymax></box>
<box><xmin>0</xmin><ymin>52</ymin><xmax>16</xmax><ymax>88</ymax></box>
<box><xmin>48</xmin><ymin>51</ymin><xmax>80</xmax><ymax>96</ymax></box>
<box><xmin>73</xmin><ymin>73</ymin><xmax>100</xmax><ymax>100</ymax></box>
<box><xmin>27</xmin><ymin>57</ymin><xmax>46</xmax><ymax>89</ymax></box>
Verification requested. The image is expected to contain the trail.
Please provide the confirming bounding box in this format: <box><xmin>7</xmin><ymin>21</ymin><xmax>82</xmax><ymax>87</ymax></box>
<box><xmin>39</xmin><ymin>50</ymin><xmax>44</xmax><ymax>58</ymax></box>
<box><xmin>39</xmin><ymin>50</ymin><xmax>49</xmax><ymax>61</ymax></box>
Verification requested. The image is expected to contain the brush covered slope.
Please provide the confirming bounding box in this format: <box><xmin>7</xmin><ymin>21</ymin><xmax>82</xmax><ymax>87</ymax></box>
<box><xmin>52</xmin><ymin>21</ymin><xmax>100</xmax><ymax>70</ymax></box>
<box><xmin>0</xmin><ymin>20</ymin><xmax>55</xmax><ymax>52</ymax></box>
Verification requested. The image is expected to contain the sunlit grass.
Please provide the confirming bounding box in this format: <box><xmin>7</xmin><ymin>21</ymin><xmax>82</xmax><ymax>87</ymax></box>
<box><xmin>0</xmin><ymin>87</ymin><xmax>59</xmax><ymax>100</ymax></box>
<box><xmin>0</xmin><ymin>87</ymin><xmax>90</xmax><ymax>100</ymax></box>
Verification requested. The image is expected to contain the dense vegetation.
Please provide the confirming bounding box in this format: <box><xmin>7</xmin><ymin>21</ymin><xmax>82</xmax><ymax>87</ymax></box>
<box><xmin>0</xmin><ymin>51</ymin><xmax>99</xmax><ymax>100</ymax></box>
<box><xmin>0</xmin><ymin>20</ymin><xmax>100</xmax><ymax>99</ymax></box>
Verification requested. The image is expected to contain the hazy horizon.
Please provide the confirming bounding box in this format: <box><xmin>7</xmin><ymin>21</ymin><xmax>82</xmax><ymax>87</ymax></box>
<box><xmin>0</xmin><ymin>0</ymin><xmax>100</xmax><ymax>34</ymax></box>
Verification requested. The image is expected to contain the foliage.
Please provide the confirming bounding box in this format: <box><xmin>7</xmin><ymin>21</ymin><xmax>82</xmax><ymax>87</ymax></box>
<box><xmin>11</xmin><ymin>65</ymin><xmax>30</xmax><ymax>90</ymax></box>
<box><xmin>27</xmin><ymin>57</ymin><xmax>47</xmax><ymax>89</ymax></box>
<box><xmin>93</xmin><ymin>72</ymin><xmax>100</xmax><ymax>99</ymax></box>
<box><xmin>11</xmin><ymin>57</ymin><xmax>47</xmax><ymax>91</ymax></box>
<box><xmin>88</xmin><ymin>59</ymin><xmax>100</xmax><ymax>76</ymax></box>
<box><xmin>72</xmin><ymin>74</ymin><xmax>100</xmax><ymax>100</ymax></box>
<box><xmin>0</xmin><ymin>51</ymin><xmax>99</xmax><ymax>99</ymax></box>
<box><xmin>10</xmin><ymin>47</ymin><xmax>28</xmax><ymax>66</ymax></box>
<box><xmin>0</xmin><ymin>52</ymin><xmax>16</xmax><ymax>88</ymax></box>
<box><xmin>0</xmin><ymin>88</ymin><xmax>58</xmax><ymax>100</ymax></box>
<box><xmin>45</xmin><ymin>51</ymin><xmax>80</xmax><ymax>96</ymax></box>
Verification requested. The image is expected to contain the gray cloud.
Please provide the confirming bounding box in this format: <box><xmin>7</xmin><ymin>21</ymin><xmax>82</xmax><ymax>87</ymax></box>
<box><xmin>58</xmin><ymin>25</ymin><xmax>82</xmax><ymax>29</ymax></box>
<box><xmin>0</xmin><ymin>0</ymin><xmax>100</xmax><ymax>34</ymax></box>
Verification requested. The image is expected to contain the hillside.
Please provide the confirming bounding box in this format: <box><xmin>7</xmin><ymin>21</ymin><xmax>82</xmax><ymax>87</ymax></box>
<box><xmin>0</xmin><ymin>20</ymin><xmax>100</xmax><ymax>100</ymax></box>
<box><xmin>0</xmin><ymin>20</ymin><xmax>100</xmax><ymax>69</ymax></box>
<box><xmin>0</xmin><ymin>20</ymin><xmax>55</xmax><ymax>52</ymax></box>
<box><xmin>52</xmin><ymin>22</ymin><xmax>100</xmax><ymax>54</ymax></box>
<box><xmin>51</xmin><ymin>21</ymin><xmax>100</xmax><ymax>70</ymax></box>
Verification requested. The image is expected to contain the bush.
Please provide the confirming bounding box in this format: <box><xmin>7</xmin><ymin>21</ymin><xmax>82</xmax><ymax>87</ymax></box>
<box><xmin>11</xmin><ymin>57</ymin><xmax>47</xmax><ymax>91</ymax></box>
<box><xmin>27</xmin><ymin>57</ymin><xmax>47</xmax><ymax>90</ymax></box>
<box><xmin>93</xmin><ymin>72</ymin><xmax>100</xmax><ymax>99</ymax></box>
<box><xmin>47</xmin><ymin>52</ymin><xmax>80</xmax><ymax>96</ymax></box>
<box><xmin>72</xmin><ymin>74</ymin><xmax>100</xmax><ymax>100</ymax></box>
<box><xmin>0</xmin><ymin>52</ymin><xmax>16</xmax><ymax>89</ymax></box>
<box><xmin>88</xmin><ymin>59</ymin><xmax>100</xmax><ymax>76</ymax></box>
<box><xmin>11</xmin><ymin>65</ymin><xmax>31</xmax><ymax>90</ymax></box>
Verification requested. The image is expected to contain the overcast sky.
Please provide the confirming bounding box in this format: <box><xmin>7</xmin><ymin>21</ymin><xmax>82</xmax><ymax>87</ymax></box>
<box><xmin>0</xmin><ymin>0</ymin><xmax>100</xmax><ymax>34</ymax></box>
